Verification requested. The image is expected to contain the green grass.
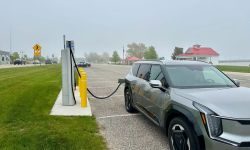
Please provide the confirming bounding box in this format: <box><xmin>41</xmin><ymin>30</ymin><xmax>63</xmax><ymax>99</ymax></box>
<box><xmin>0</xmin><ymin>65</ymin><xmax>106</xmax><ymax>150</ymax></box>
<box><xmin>216</xmin><ymin>65</ymin><xmax>250</xmax><ymax>73</ymax></box>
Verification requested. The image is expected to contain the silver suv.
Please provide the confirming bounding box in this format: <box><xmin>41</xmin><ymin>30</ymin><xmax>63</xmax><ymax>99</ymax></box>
<box><xmin>124</xmin><ymin>60</ymin><xmax>250</xmax><ymax>150</ymax></box>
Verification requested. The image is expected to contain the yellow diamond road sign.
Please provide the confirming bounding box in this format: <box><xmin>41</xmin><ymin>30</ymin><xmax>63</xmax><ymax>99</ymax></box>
<box><xmin>33</xmin><ymin>44</ymin><xmax>42</xmax><ymax>57</ymax></box>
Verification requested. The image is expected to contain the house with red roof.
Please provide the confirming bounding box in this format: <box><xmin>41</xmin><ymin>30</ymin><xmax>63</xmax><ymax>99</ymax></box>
<box><xmin>126</xmin><ymin>56</ymin><xmax>141</xmax><ymax>65</ymax></box>
<box><xmin>176</xmin><ymin>45</ymin><xmax>219</xmax><ymax>65</ymax></box>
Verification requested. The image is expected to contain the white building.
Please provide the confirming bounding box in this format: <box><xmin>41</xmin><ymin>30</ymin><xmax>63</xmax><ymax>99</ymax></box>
<box><xmin>176</xmin><ymin>45</ymin><xmax>219</xmax><ymax>65</ymax></box>
<box><xmin>0</xmin><ymin>50</ymin><xmax>10</xmax><ymax>65</ymax></box>
<box><xmin>219</xmin><ymin>60</ymin><xmax>250</xmax><ymax>67</ymax></box>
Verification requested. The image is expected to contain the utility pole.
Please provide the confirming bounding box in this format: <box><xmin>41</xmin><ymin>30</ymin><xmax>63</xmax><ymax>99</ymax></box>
<box><xmin>20</xmin><ymin>51</ymin><xmax>23</xmax><ymax>60</ymax></box>
<box><xmin>63</xmin><ymin>35</ymin><xmax>66</xmax><ymax>49</ymax></box>
<box><xmin>123</xmin><ymin>45</ymin><xmax>125</xmax><ymax>64</ymax></box>
<box><xmin>10</xmin><ymin>27</ymin><xmax>12</xmax><ymax>53</ymax></box>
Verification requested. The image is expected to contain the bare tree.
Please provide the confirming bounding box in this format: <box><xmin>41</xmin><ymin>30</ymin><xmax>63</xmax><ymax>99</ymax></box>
<box><xmin>85</xmin><ymin>52</ymin><xmax>110</xmax><ymax>63</ymax></box>
<box><xmin>127</xmin><ymin>42</ymin><xmax>147</xmax><ymax>59</ymax></box>
<box><xmin>101</xmin><ymin>52</ymin><xmax>110</xmax><ymax>63</ymax></box>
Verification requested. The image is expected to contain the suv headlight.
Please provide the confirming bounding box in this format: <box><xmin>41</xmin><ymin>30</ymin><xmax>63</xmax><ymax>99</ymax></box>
<box><xmin>193</xmin><ymin>102</ymin><xmax>223</xmax><ymax>138</ymax></box>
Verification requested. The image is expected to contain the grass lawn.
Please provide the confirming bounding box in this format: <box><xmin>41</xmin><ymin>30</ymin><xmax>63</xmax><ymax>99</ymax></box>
<box><xmin>0</xmin><ymin>65</ymin><xmax>106</xmax><ymax>150</ymax></box>
<box><xmin>217</xmin><ymin>65</ymin><xmax>250</xmax><ymax>73</ymax></box>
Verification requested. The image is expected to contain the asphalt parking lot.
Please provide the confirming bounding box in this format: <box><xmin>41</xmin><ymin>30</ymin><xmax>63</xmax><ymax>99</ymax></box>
<box><xmin>84</xmin><ymin>64</ymin><xmax>250</xmax><ymax>150</ymax></box>
<box><xmin>226</xmin><ymin>71</ymin><xmax>250</xmax><ymax>87</ymax></box>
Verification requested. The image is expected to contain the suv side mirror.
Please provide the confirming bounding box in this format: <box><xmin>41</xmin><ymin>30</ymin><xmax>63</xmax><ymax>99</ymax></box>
<box><xmin>233</xmin><ymin>79</ymin><xmax>240</xmax><ymax>86</ymax></box>
<box><xmin>149</xmin><ymin>80</ymin><xmax>162</xmax><ymax>88</ymax></box>
<box><xmin>149</xmin><ymin>80</ymin><xmax>167</xmax><ymax>91</ymax></box>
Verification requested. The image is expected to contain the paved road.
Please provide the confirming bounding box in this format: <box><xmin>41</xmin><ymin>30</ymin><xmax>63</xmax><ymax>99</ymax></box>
<box><xmin>225</xmin><ymin>72</ymin><xmax>250</xmax><ymax>87</ymax></box>
<box><xmin>84</xmin><ymin>64</ymin><xmax>250</xmax><ymax>150</ymax></box>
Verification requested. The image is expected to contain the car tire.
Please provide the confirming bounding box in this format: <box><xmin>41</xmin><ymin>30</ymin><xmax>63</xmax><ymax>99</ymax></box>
<box><xmin>168</xmin><ymin>117</ymin><xmax>200</xmax><ymax>150</ymax></box>
<box><xmin>124</xmin><ymin>87</ymin><xmax>136</xmax><ymax>113</ymax></box>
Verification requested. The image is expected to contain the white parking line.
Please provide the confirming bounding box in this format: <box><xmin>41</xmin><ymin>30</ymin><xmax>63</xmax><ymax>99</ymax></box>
<box><xmin>97</xmin><ymin>114</ymin><xmax>142</xmax><ymax>119</ymax></box>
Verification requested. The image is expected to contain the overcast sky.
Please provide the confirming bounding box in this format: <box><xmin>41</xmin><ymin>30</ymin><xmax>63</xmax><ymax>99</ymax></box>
<box><xmin>0</xmin><ymin>0</ymin><xmax>250</xmax><ymax>60</ymax></box>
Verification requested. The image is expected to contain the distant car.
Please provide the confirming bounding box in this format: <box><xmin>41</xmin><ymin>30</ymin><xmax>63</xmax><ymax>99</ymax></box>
<box><xmin>45</xmin><ymin>59</ymin><xmax>52</xmax><ymax>64</ymax></box>
<box><xmin>14</xmin><ymin>60</ymin><xmax>25</xmax><ymax>65</ymax></box>
<box><xmin>77</xmin><ymin>62</ymin><xmax>91</xmax><ymax>67</ymax></box>
<box><xmin>33</xmin><ymin>60</ymin><xmax>41</xmax><ymax>64</ymax></box>
<box><xmin>52</xmin><ymin>61</ymin><xmax>58</xmax><ymax>64</ymax></box>
<box><xmin>86</xmin><ymin>62</ymin><xmax>91</xmax><ymax>67</ymax></box>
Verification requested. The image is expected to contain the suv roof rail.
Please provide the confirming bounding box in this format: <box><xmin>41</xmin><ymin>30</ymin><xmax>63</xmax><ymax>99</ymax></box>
<box><xmin>138</xmin><ymin>59</ymin><xmax>163</xmax><ymax>62</ymax></box>
<box><xmin>135</xmin><ymin>60</ymin><xmax>164</xmax><ymax>64</ymax></box>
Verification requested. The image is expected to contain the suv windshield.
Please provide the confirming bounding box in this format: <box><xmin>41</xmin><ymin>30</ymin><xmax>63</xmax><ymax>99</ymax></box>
<box><xmin>166</xmin><ymin>65</ymin><xmax>236</xmax><ymax>88</ymax></box>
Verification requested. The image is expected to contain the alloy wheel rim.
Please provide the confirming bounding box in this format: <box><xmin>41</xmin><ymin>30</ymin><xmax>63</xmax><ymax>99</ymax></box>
<box><xmin>170</xmin><ymin>124</ymin><xmax>190</xmax><ymax>150</ymax></box>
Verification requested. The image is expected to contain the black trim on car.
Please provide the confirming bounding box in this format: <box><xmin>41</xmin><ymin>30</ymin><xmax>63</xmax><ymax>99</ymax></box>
<box><xmin>214</xmin><ymin>137</ymin><xmax>250</xmax><ymax>148</ymax></box>
<box><xmin>135</xmin><ymin>103</ymin><xmax>160</xmax><ymax>125</ymax></box>
<box><xmin>238</xmin><ymin>120</ymin><xmax>250</xmax><ymax>125</ymax></box>
<box><xmin>240</xmin><ymin>142</ymin><xmax>250</xmax><ymax>147</ymax></box>
<box><xmin>213</xmin><ymin>137</ymin><xmax>239</xmax><ymax>147</ymax></box>
<box><xmin>212</xmin><ymin>115</ymin><xmax>250</xmax><ymax>125</ymax></box>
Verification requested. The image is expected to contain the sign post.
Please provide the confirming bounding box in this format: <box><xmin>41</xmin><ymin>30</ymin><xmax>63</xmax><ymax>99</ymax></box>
<box><xmin>33</xmin><ymin>44</ymin><xmax>42</xmax><ymax>57</ymax></box>
<box><xmin>33</xmin><ymin>44</ymin><xmax>42</xmax><ymax>64</ymax></box>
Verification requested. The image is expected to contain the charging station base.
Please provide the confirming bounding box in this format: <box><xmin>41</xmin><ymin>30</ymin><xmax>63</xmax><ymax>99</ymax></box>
<box><xmin>50</xmin><ymin>87</ymin><xmax>92</xmax><ymax>116</ymax></box>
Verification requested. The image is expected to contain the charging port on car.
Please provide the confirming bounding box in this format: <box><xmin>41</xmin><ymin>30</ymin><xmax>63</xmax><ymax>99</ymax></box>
<box><xmin>118</xmin><ymin>78</ymin><xmax>125</xmax><ymax>84</ymax></box>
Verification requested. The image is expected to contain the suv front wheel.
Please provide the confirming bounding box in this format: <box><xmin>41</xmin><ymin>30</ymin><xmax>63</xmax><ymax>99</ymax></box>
<box><xmin>168</xmin><ymin>117</ymin><xmax>200</xmax><ymax>150</ymax></box>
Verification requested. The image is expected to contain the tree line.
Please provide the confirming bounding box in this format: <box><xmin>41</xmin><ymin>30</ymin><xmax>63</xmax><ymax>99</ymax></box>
<box><xmin>9</xmin><ymin>51</ymin><xmax>57</xmax><ymax>64</ymax></box>
<box><xmin>84</xmin><ymin>43</ymin><xmax>185</xmax><ymax>64</ymax></box>
<box><xmin>84</xmin><ymin>42</ymin><xmax>159</xmax><ymax>64</ymax></box>
<box><xmin>111</xmin><ymin>43</ymin><xmax>159</xmax><ymax>64</ymax></box>
<box><xmin>84</xmin><ymin>52</ymin><xmax>110</xmax><ymax>63</ymax></box>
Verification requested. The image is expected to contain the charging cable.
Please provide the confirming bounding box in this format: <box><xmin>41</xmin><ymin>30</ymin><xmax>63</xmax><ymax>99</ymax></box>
<box><xmin>69</xmin><ymin>44</ymin><xmax>76</xmax><ymax>104</ymax></box>
<box><xmin>69</xmin><ymin>47</ymin><xmax>125</xmax><ymax>100</ymax></box>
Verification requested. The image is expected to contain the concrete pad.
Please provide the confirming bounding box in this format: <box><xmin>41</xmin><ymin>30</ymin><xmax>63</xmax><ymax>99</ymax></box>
<box><xmin>50</xmin><ymin>87</ymin><xmax>92</xmax><ymax>116</ymax></box>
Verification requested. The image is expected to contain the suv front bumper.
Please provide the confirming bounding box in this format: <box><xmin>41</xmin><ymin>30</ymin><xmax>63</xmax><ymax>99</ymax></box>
<box><xmin>205</xmin><ymin>138</ymin><xmax>250</xmax><ymax>150</ymax></box>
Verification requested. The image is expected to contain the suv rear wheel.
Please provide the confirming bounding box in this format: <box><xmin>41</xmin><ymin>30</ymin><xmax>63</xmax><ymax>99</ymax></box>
<box><xmin>168</xmin><ymin>117</ymin><xmax>200</xmax><ymax>150</ymax></box>
<box><xmin>124</xmin><ymin>87</ymin><xmax>136</xmax><ymax>113</ymax></box>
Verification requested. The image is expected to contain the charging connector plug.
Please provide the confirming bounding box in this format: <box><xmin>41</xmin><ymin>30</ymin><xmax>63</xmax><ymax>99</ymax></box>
<box><xmin>118</xmin><ymin>78</ymin><xmax>125</xmax><ymax>84</ymax></box>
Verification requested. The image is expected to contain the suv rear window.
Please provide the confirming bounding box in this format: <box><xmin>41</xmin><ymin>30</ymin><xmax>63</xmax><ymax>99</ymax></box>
<box><xmin>132</xmin><ymin>63</ymin><xmax>140</xmax><ymax>76</ymax></box>
<box><xmin>137</xmin><ymin>64</ymin><xmax>151</xmax><ymax>81</ymax></box>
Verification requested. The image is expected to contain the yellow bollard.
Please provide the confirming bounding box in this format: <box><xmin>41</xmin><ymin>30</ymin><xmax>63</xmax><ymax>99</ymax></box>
<box><xmin>80</xmin><ymin>71</ymin><xmax>87</xmax><ymax>108</ymax></box>
<box><xmin>79</xmin><ymin>70</ymin><xmax>84</xmax><ymax>98</ymax></box>
<box><xmin>78</xmin><ymin>75</ymin><xmax>81</xmax><ymax>88</ymax></box>
<box><xmin>79</xmin><ymin>76</ymin><xmax>83</xmax><ymax>98</ymax></box>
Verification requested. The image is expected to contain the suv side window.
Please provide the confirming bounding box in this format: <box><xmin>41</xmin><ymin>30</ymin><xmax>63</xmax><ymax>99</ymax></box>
<box><xmin>150</xmin><ymin>65</ymin><xmax>167</xmax><ymax>87</ymax></box>
<box><xmin>137</xmin><ymin>64</ymin><xmax>151</xmax><ymax>81</ymax></box>
<box><xmin>149</xmin><ymin>65</ymin><xmax>161</xmax><ymax>81</ymax></box>
<box><xmin>132</xmin><ymin>63</ymin><xmax>140</xmax><ymax>76</ymax></box>
<box><xmin>156</xmin><ymin>73</ymin><xmax>166</xmax><ymax>87</ymax></box>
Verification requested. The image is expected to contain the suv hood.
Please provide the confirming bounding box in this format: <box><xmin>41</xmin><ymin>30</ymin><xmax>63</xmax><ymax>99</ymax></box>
<box><xmin>174</xmin><ymin>87</ymin><xmax>250</xmax><ymax>119</ymax></box>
